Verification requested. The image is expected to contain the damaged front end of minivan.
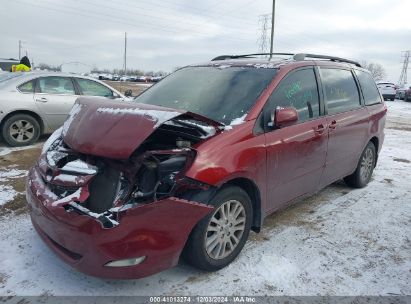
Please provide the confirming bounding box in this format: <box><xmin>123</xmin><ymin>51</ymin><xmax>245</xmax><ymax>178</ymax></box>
<box><xmin>26</xmin><ymin>98</ymin><xmax>221</xmax><ymax>278</ymax></box>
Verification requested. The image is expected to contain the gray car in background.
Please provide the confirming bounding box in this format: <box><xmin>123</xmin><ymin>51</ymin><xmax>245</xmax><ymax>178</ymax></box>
<box><xmin>0</xmin><ymin>72</ymin><xmax>125</xmax><ymax>146</ymax></box>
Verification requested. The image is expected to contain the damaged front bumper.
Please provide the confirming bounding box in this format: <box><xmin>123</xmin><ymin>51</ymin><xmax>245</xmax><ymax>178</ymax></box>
<box><xmin>27</xmin><ymin>166</ymin><xmax>213</xmax><ymax>279</ymax></box>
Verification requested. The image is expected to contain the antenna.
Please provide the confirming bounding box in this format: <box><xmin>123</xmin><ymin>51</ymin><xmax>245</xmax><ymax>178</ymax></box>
<box><xmin>124</xmin><ymin>32</ymin><xmax>127</xmax><ymax>76</ymax></box>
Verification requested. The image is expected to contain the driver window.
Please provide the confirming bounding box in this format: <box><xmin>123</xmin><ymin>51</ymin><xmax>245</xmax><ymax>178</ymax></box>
<box><xmin>76</xmin><ymin>78</ymin><xmax>113</xmax><ymax>97</ymax></box>
<box><xmin>265</xmin><ymin>68</ymin><xmax>320</xmax><ymax>124</ymax></box>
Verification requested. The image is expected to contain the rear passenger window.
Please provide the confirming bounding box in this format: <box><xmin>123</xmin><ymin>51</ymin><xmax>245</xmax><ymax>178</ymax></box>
<box><xmin>265</xmin><ymin>68</ymin><xmax>320</xmax><ymax>123</ymax></box>
<box><xmin>320</xmin><ymin>68</ymin><xmax>361</xmax><ymax>115</ymax></box>
<box><xmin>355</xmin><ymin>70</ymin><xmax>382</xmax><ymax>105</ymax></box>
<box><xmin>38</xmin><ymin>77</ymin><xmax>76</xmax><ymax>95</ymax></box>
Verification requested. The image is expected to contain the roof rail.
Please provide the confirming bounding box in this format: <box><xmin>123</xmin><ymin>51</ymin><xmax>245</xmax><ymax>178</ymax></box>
<box><xmin>211</xmin><ymin>53</ymin><xmax>294</xmax><ymax>61</ymax></box>
<box><xmin>293</xmin><ymin>53</ymin><xmax>361</xmax><ymax>67</ymax></box>
<box><xmin>211</xmin><ymin>52</ymin><xmax>361</xmax><ymax>67</ymax></box>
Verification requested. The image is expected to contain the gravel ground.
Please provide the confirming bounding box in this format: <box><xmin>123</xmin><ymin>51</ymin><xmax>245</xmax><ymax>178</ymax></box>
<box><xmin>0</xmin><ymin>100</ymin><xmax>410</xmax><ymax>297</ymax></box>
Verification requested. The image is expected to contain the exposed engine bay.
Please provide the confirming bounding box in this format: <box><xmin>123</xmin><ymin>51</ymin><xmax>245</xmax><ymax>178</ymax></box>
<box><xmin>39</xmin><ymin>113</ymin><xmax>219</xmax><ymax>229</ymax></box>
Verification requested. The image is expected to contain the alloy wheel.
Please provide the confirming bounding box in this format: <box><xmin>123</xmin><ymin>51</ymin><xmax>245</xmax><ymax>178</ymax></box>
<box><xmin>9</xmin><ymin>120</ymin><xmax>35</xmax><ymax>143</ymax></box>
<box><xmin>360</xmin><ymin>147</ymin><xmax>374</xmax><ymax>182</ymax></box>
<box><xmin>205</xmin><ymin>199</ymin><xmax>246</xmax><ymax>260</ymax></box>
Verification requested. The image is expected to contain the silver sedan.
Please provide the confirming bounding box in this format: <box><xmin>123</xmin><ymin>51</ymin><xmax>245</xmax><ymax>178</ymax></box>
<box><xmin>0</xmin><ymin>72</ymin><xmax>125</xmax><ymax>146</ymax></box>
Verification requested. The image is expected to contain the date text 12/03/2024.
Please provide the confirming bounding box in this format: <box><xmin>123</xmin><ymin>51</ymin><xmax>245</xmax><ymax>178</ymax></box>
<box><xmin>149</xmin><ymin>296</ymin><xmax>257</xmax><ymax>303</ymax></box>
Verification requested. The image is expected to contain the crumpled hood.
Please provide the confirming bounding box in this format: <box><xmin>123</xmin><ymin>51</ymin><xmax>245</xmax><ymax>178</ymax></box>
<box><xmin>62</xmin><ymin>97</ymin><xmax>187</xmax><ymax>159</ymax></box>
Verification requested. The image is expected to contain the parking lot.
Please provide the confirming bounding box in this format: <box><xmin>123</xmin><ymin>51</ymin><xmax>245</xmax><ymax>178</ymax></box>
<box><xmin>0</xmin><ymin>100</ymin><xmax>410</xmax><ymax>297</ymax></box>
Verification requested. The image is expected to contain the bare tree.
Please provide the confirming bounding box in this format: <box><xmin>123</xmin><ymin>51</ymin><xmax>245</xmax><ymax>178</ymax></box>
<box><xmin>361</xmin><ymin>61</ymin><xmax>386</xmax><ymax>81</ymax></box>
<box><xmin>37</xmin><ymin>63</ymin><xmax>61</xmax><ymax>72</ymax></box>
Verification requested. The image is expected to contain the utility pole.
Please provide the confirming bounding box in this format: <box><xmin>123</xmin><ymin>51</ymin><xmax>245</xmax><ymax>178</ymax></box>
<box><xmin>124</xmin><ymin>32</ymin><xmax>127</xmax><ymax>76</ymax></box>
<box><xmin>269</xmin><ymin>0</ymin><xmax>276</xmax><ymax>60</ymax></box>
<box><xmin>398</xmin><ymin>50</ymin><xmax>410</xmax><ymax>85</ymax></box>
<box><xmin>18</xmin><ymin>40</ymin><xmax>22</xmax><ymax>59</ymax></box>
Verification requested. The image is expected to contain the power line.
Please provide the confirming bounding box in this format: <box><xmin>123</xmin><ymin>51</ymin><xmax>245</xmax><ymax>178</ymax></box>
<box><xmin>73</xmin><ymin>0</ymin><xmax>259</xmax><ymax>34</ymax></box>
<box><xmin>14</xmin><ymin>0</ymin><xmax>254</xmax><ymax>44</ymax></box>
<box><xmin>113</xmin><ymin>0</ymin><xmax>260</xmax><ymax>27</ymax></box>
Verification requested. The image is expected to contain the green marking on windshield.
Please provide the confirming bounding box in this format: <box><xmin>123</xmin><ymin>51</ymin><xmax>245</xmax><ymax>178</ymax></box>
<box><xmin>284</xmin><ymin>81</ymin><xmax>302</xmax><ymax>99</ymax></box>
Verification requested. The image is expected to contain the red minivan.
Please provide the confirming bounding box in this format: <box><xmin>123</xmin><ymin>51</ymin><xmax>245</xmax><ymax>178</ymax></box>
<box><xmin>26</xmin><ymin>53</ymin><xmax>386</xmax><ymax>279</ymax></box>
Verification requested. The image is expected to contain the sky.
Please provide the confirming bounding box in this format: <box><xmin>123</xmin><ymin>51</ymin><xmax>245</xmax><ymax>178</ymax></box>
<box><xmin>0</xmin><ymin>0</ymin><xmax>410</xmax><ymax>81</ymax></box>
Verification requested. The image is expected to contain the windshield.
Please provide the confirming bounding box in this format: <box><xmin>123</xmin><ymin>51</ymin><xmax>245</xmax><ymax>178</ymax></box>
<box><xmin>134</xmin><ymin>66</ymin><xmax>277</xmax><ymax>125</ymax></box>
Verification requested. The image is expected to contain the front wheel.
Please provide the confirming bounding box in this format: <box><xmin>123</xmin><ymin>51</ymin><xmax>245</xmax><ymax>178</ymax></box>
<box><xmin>183</xmin><ymin>186</ymin><xmax>252</xmax><ymax>271</ymax></box>
<box><xmin>344</xmin><ymin>142</ymin><xmax>376</xmax><ymax>188</ymax></box>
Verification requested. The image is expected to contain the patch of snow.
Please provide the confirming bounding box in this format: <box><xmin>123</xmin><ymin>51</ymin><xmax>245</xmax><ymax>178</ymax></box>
<box><xmin>0</xmin><ymin>142</ymin><xmax>43</xmax><ymax>157</ymax></box>
<box><xmin>51</xmin><ymin>188</ymin><xmax>82</xmax><ymax>206</ymax></box>
<box><xmin>216</xmin><ymin>64</ymin><xmax>231</xmax><ymax>69</ymax></box>
<box><xmin>96</xmin><ymin>107</ymin><xmax>181</xmax><ymax>128</ymax></box>
<box><xmin>0</xmin><ymin>169</ymin><xmax>27</xmax><ymax>182</ymax></box>
<box><xmin>0</xmin><ymin>185</ymin><xmax>18</xmax><ymax>206</ymax></box>
<box><xmin>68</xmin><ymin>202</ymin><xmax>119</xmax><ymax>226</ymax></box>
<box><xmin>62</xmin><ymin>103</ymin><xmax>83</xmax><ymax>136</ymax></box>
<box><xmin>42</xmin><ymin>127</ymin><xmax>62</xmax><ymax>154</ymax></box>
<box><xmin>246</xmin><ymin>62</ymin><xmax>279</xmax><ymax>69</ymax></box>
<box><xmin>61</xmin><ymin>160</ymin><xmax>97</xmax><ymax>175</ymax></box>
<box><xmin>109</xmin><ymin>203</ymin><xmax>136</xmax><ymax>213</ymax></box>
<box><xmin>229</xmin><ymin>114</ymin><xmax>247</xmax><ymax>126</ymax></box>
<box><xmin>53</xmin><ymin>174</ymin><xmax>78</xmax><ymax>183</ymax></box>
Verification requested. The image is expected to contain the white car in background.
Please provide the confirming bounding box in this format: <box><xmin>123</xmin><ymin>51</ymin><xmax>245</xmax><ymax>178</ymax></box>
<box><xmin>0</xmin><ymin>72</ymin><xmax>126</xmax><ymax>146</ymax></box>
<box><xmin>376</xmin><ymin>82</ymin><xmax>396</xmax><ymax>101</ymax></box>
<box><xmin>395</xmin><ymin>83</ymin><xmax>411</xmax><ymax>101</ymax></box>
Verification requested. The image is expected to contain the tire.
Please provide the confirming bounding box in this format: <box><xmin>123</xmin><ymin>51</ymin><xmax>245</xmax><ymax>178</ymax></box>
<box><xmin>1</xmin><ymin>114</ymin><xmax>41</xmax><ymax>147</ymax></box>
<box><xmin>344</xmin><ymin>142</ymin><xmax>376</xmax><ymax>188</ymax></box>
<box><xmin>183</xmin><ymin>186</ymin><xmax>252</xmax><ymax>271</ymax></box>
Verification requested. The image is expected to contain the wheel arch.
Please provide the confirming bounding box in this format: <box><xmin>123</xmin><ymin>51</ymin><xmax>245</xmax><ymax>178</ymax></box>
<box><xmin>0</xmin><ymin>110</ymin><xmax>45</xmax><ymax>135</ymax></box>
<box><xmin>369</xmin><ymin>136</ymin><xmax>379</xmax><ymax>167</ymax></box>
<box><xmin>222</xmin><ymin>177</ymin><xmax>262</xmax><ymax>233</ymax></box>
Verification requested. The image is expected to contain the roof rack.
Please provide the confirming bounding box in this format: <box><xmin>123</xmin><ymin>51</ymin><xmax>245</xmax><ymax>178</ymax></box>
<box><xmin>293</xmin><ymin>53</ymin><xmax>361</xmax><ymax>67</ymax></box>
<box><xmin>211</xmin><ymin>52</ymin><xmax>361</xmax><ymax>67</ymax></box>
<box><xmin>211</xmin><ymin>53</ymin><xmax>294</xmax><ymax>61</ymax></box>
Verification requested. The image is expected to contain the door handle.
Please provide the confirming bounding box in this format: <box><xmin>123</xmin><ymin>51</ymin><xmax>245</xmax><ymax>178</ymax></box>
<box><xmin>329</xmin><ymin>120</ymin><xmax>337</xmax><ymax>130</ymax></box>
<box><xmin>314</xmin><ymin>124</ymin><xmax>325</xmax><ymax>135</ymax></box>
<box><xmin>35</xmin><ymin>97</ymin><xmax>48</xmax><ymax>103</ymax></box>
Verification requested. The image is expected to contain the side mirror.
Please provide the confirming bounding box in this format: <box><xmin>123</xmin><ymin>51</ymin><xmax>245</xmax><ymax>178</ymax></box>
<box><xmin>270</xmin><ymin>106</ymin><xmax>298</xmax><ymax>128</ymax></box>
<box><xmin>124</xmin><ymin>89</ymin><xmax>132</xmax><ymax>97</ymax></box>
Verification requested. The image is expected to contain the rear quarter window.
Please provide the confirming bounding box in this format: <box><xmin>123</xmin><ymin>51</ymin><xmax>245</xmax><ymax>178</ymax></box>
<box><xmin>355</xmin><ymin>70</ymin><xmax>382</xmax><ymax>106</ymax></box>
<box><xmin>320</xmin><ymin>68</ymin><xmax>361</xmax><ymax>115</ymax></box>
<box><xmin>18</xmin><ymin>80</ymin><xmax>35</xmax><ymax>93</ymax></box>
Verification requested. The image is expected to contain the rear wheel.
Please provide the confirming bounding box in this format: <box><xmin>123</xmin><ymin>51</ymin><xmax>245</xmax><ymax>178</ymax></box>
<box><xmin>344</xmin><ymin>142</ymin><xmax>376</xmax><ymax>188</ymax></box>
<box><xmin>183</xmin><ymin>186</ymin><xmax>252</xmax><ymax>271</ymax></box>
<box><xmin>2</xmin><ymin>114</ymin><xmax>41</xmax><ymax>147</ymax></box>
